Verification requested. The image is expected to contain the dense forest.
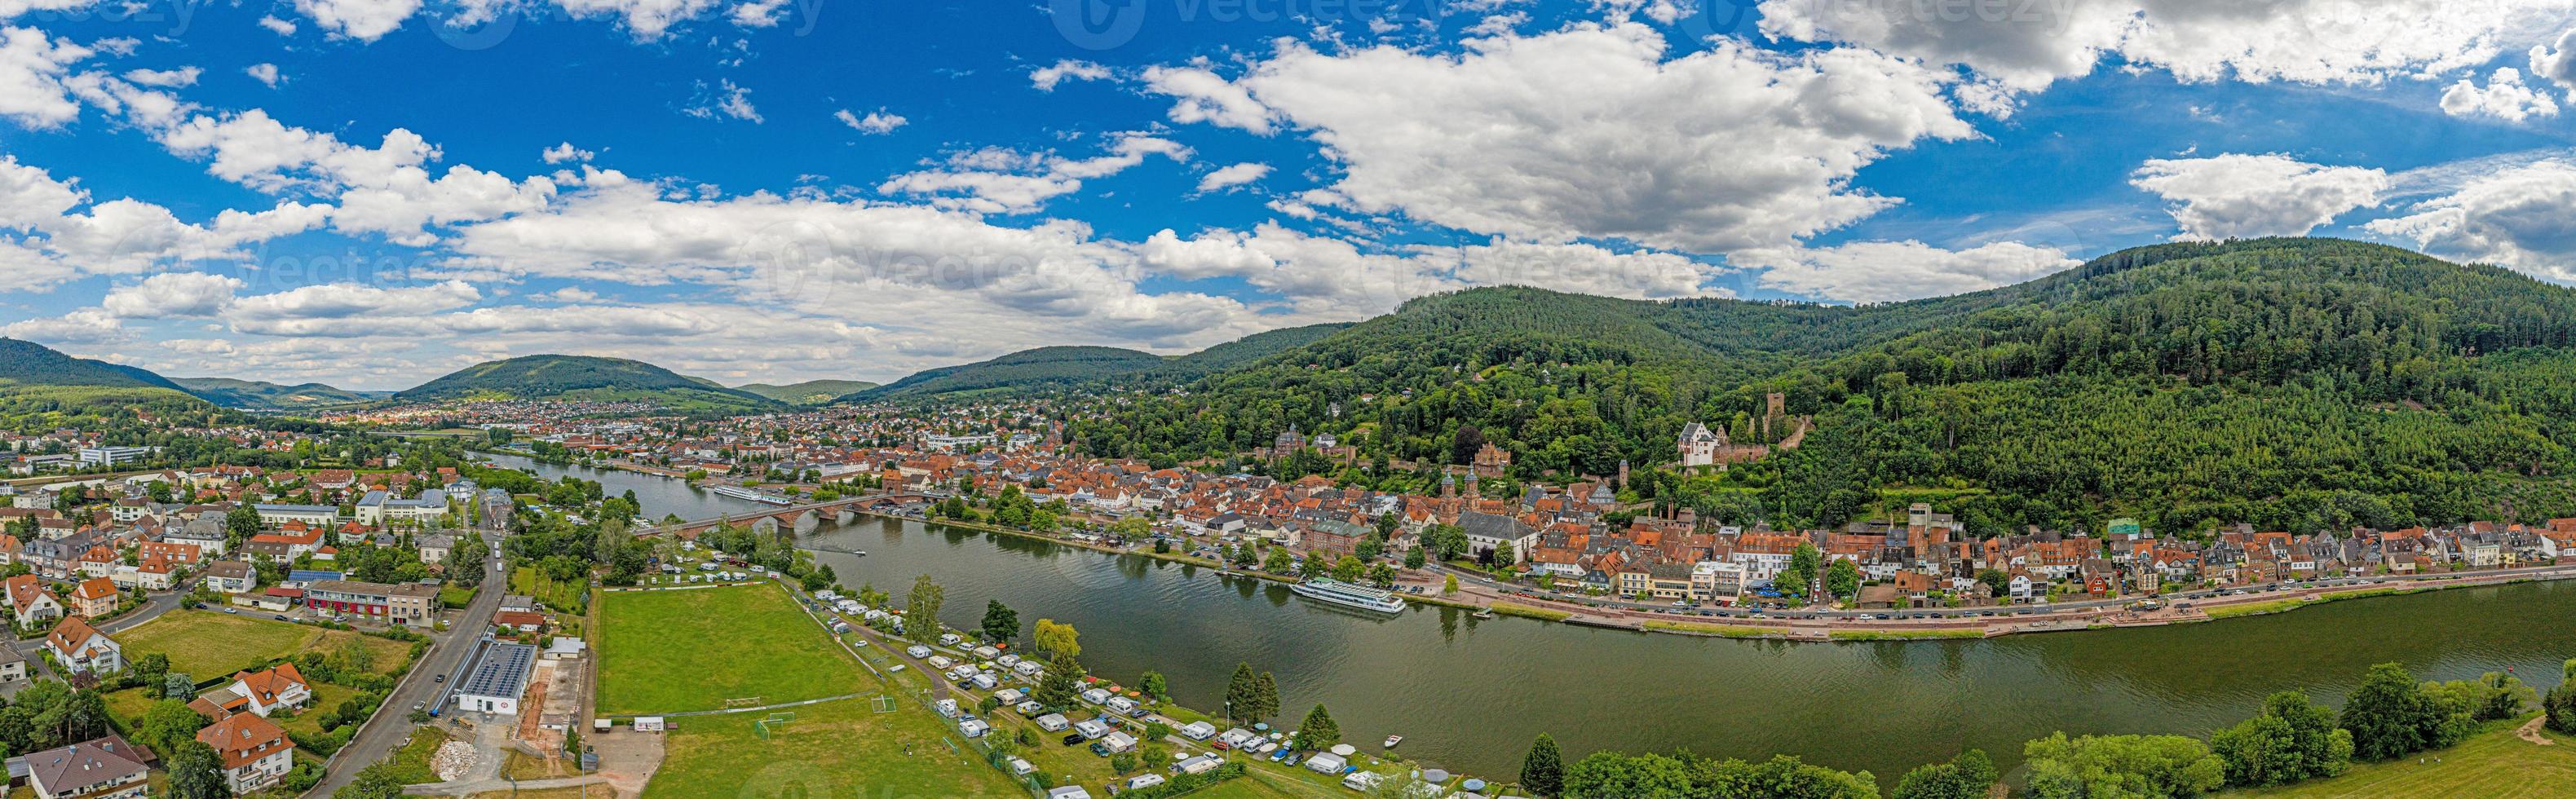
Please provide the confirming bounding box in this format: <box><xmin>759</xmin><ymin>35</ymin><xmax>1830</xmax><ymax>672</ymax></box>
<box><xmin>1065</xmin><ymin>239</ymin><xmax>2576</xmax><ymax>536</ymax></box>
<box><xmin>395</xmin><ymin>354</ymin><xmax>787</xmax><ymax>412</ymax></box>
<box><xmin>837</xmin><ymin>323</ymin><xmax>1352</xmax><ymax>403</ymax></box>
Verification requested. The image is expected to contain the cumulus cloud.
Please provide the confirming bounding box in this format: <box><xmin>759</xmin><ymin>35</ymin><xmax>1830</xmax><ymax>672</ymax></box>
<box><xmin>121</xmin><ymin>67</ymin><xmax>201</xmax><ymax>88</ymax></box>
<box><xmin>291</xmin><ymin>0</ymin><xmax>422</xmax><ymax>42</ymax></box>
<box><xmin>879</xmin><ymin>135</ymin><xmax>1189</xmax><ymax>214</ymax></box>
<box><xmin>554</xmin><ymin>0</ymin><xmax>731</xmax><ymax>38</ymax></box>
<box><xmin>1</xmin><ymin>308</ymin><xmax>122</xmax><ymax>343</ymax></box>
<box><xmin>542</xmin><ymin>142</ymin><xmax>594</xmax><ymax>164</ymax></box>
<box><xmin>258</xmin><ymin>15</ymin><xmax>299</xmax><ymax>36</ymax></box>
<box><xmin>228</xmin><ymin>280</ymin><xmax>484</xmax><ymax>335</ymax></box>
<box><xmin>1032</xmin><ymin>60</ymin><xmax>1110</xmax><ymax>91</ymax></box>
<box><xmin>2441</xmin><ymin>68</ymin><xmax>2561</xmax><ymax>122</ymax></box>
<box><xmin>730</xmin><ymin>0</ymin><xmax>788</xmax><ymax>27</ymax></box>
<box><xmin>1761</xmin><ymin>0</ymin><xmax>2575</xmax><ymax>102</ymax></box>
<box><xmin>1139</xmin><ymin>224</ymin><xmax>1725</xmax><ymax>316</ymax></box>
<box><xmin>1169</xmin><ymin>24</ymin><xmax>1970</xmax><ymax>252</ymax></box>
<box><xmin>1195</xmin><ymin>162</ymin><xmax>1270</xmax><ymax>192</ymax></box>
<box><xmin>101</xmin><ymin>271</ymin><xmax>244</xmax><ymax>317</ymax></box>
<box><xmin>245</xmin><ymin>64</ymin><xmax>281</xmax><ymax>87</ymax></box>
<box><xmin>0</xmin><ymin>155</ymin><xmax>329</xmax><ymax>284</ymax></box>
<box><xmin>2537</xmin><ymin>29</ymin><xmax>2576</xmax><ymax>94</ymax></box>
<box><xmin>2366</xmin><ymin>160</ymin><xmax>2576</xmax><ymax>280</ymax></box>
<box><xmin>0</xmin><ymin>27</ymin><xmax>91</xmax><ymax>127</ymax></box>
<box><xmin>1732</xmin><ymin>241</ymin><xmax>2082</xmax><ymax>303</ymax></box>
<box><xmin>834</xmin><ymin>108</ymin><xmax>905</xmax><ymax>134</ymax></box>
<box><xmin>2130</xmin><ymin>154</ymin><xmax>2390</xmax><ymax>240</ymax></box>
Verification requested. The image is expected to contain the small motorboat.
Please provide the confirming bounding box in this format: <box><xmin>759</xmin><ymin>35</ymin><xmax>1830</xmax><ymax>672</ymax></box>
<box><xmin>1470</xmin><ymin>609</ymin><xmax>1495</xmax><ymax>620</ymax></box>
<box><xmin>1383</xmin><ymin>735</ymin><xmax>1403</xmax><ymax>748</ymax></box>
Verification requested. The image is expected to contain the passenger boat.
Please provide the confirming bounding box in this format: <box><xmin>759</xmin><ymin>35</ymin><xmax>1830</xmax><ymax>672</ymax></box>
<box><xmin>708</xmin><ymin>484</ymin><xmax>795</xmax><ymax>505</ymax></box>
<box><xmin>1288</xmin><ymin>578</ymin><xmax>1407</xmax><ymax>614</ymax></box>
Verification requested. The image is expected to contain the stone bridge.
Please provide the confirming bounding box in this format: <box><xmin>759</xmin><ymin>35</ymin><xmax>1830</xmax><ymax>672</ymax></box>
<box><xmin>663</xmin><ymin>492</ymin><xmax>937</xmax><ymax>538</ymax></box>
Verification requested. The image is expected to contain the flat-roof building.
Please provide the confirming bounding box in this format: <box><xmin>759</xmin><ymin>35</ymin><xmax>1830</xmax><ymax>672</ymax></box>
<box><xmin>455</xmin><ymin>642</ymin><xmax>536</xmax><ymax>715</ymax></box>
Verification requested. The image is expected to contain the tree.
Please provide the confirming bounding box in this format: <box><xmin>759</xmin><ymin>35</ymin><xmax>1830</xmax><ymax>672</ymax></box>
<box><xmin>1139</xmin><ymin>671</ymin><xmax>1169</xmax><ymax>702</ymax></box>
<box><xmin>164</xmin><ymin>673</ymin><xmax>195</xmax><ymax>700</ymax></box>
<box><xmin>1890</xmin><ymin>749</ymin><xmax>1995</xmax><ymax>799</ymax></box>
<box><xmin>1263</xmin><ymin>546</ymin><xmax>1296</xmax><ymax>573</ymax></box>
<box><xmin>1443</xmin><ymin>574</ymin><xmax>1459</xmax><ymax>594</ymax></box>
<box><xmin>1332</xmin><ymin>555</ymin><xmax>1364</xmax><ymax>582</ymax></box>
<box><xmin>136</xmin><ymin>700</ymin><xmax>210</xmax><ymax>758</ymax></box>
<box><xmin>903</xmin><ymin>575</ymin><xmax>944</xmax><ymax>644</ymax></box>
<box><xmin>166</xmin><ymin>739</ymin><xmax>229</xmax><ymax>799</ymax></box>
<box><xmin>2211</xmin><ymin>691</ymin><xmax>2352</xmax><ymax>788</ymax></box>
<box><xmin>1451</xmin><ymin>425</ymin><xmax>1487</xmax><ymax>466</ymax></box>
<box><xmin>1974</xmin><ymin>568</ymin><xmax>2009</xmax><ymax>598</ymax></box>
<box><xmin>2022</xmin><ymin>733</ymin><xmax>2225</xmax><ymax>799</ymax></box>
<box><xmin>1293</xmin><ymin>704</ymin><xmax>1340</xmax><ymax>750</ymax></box>
<box><xmin>224</xmin><ymin>506</ymin><xmax>261</xmax><ymax>542</ymax></box>
<box><xmin>1254</xmin><ymin>671</ymin><xmax>1281</xmax><ymax>721</ymax></box>
<box><xmin>1824</xmin><ymin>558</ymin><xmax>1861</xmax><ymax>601</ymax></box>
<box><xmin>2340</xmin><ymin>662</ymin><xmax>2454</xmax><ymax>761</ymax></box>
<box><xmin>1034</xmin><ymin>651</ymin><xmax>1084</xmax><ymax>709</ymax></box>
<box><xmin>1225</xmin><ymin>662</ymin><xmax>1258</xmax><ymax>723</ymax></box>
<box><xmin>1404</xmin><ymin>546</ymin><xmax>1428</xmax><ymax>569</ymax></box>
<box><xmin>130</xmin><ymin>653</ymin><xmax>170</xmax><ymax>690</ymax></box>
<box><xmin>335</xmin><ymin>759</ymin><xmax>409</xmax><ymax>799</ymax></box>
<box><xmin>1034</xmin><ymin>619</ymin><xmax>1080</xmax><ymax>659</ymax></box>
<box><xmin>1521</xmin><ymin>733</ymin><xmax>1566</xmax><ymax>797</ymax></box>
<box><xmin>979</xmin><ymin>601</ymin><xmax>1019</xmax><ymax>643</ymax></box>
<box><xmin>2421</xmin><ymin>672</ymin><xmax>2535</xmax><ymax>723</ymax></box>
<box><xmin>2548</xmin><ymin>659</ymin><xmax>2576</xmax><ymax>735</ymax></box>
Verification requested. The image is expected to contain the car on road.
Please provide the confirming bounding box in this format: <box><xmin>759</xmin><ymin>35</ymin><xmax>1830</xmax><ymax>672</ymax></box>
<box><xmin>224</xmin><ymin>607</ymin><xmax>238</xmax><ymax>614</ymax></box>
<box><xmin>273</xmin><ymin>614</ymin><xmax>290</xmax><ymax>621</ymax></box>
<box><xmin>434</xmin><ymin>674</ymin><xmax>445</xmax><ymax>682</ymax></box>
<box><xmin>414</xmin><ymin>702</ymin><xmax>426</xmax><ymax>711</ymax></box>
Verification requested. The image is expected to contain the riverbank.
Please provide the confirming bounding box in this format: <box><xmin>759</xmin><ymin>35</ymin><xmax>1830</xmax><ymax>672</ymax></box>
<box><xmin>827</xmin><ymin>505</ymin><xmax>2576</xmax><ymax>645</ymax></box>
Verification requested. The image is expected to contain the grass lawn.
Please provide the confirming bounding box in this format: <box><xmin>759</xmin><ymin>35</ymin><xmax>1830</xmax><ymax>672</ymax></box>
<box><xmin>112</xmin><ymin>610</ymin><xmax>410</xmax><ymax>679</ymax></box>
<box><xmin>2234</xmin><ymin>717</ymin><xmax>2576</xmax><ymax>798</ymax></box>
<box><xmin>1827</xmin><ymin>628</ymin><xmax>1985</xmax><ymax>641</ymax></box>
<box><xmin>513</xmin><ymin>567</ymin><xmax>590</xmax><ymax>613</ymax></box>
<box><xmin>594</xmin><ymin>584</ymin><xmax>866</xmax><ymax>714</ymax></box>
<box><xmin>1486</xmin><ymin>602</ymin><xmax>1571</xmax><ymax>621</ymax></box>
<box><xmin>273</xmin><ymin>683</ymin><xmax>360</xmax><ymax>738</ymax></box>
<box><xmin>1643</xmin><ymin>620</ymin><xmax>1778</xmax><ymax>638</ymax></box>
<box><xmin>102</xmin><ymin>686</ymin><xmax>161</xmax><ymax>726</ymax></box>
<box><xmin>644</xmin><ymin>696</ymin><xmax>1023</xmax><ymax>798</ymax></box>
<box><xmin>378</xmin><ymin>726</ymin><xmax>452</xmax><ymax>785</ymax></box>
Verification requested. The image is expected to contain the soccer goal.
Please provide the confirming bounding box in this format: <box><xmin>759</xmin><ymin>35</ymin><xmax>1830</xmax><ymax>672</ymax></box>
<box><xmin>722</xmin><ymin>696</ymin><xmax>765</xmax><ymax>709</ymax></box>
<box><xmin>868</xmin><ymin>695</ymin><xmax>899</xmax><ymax>713</ymax></box>
<box><xmin>753</xmin><ymin>712</ymin><xmax>797</xmax><ymax>739</ymax></box>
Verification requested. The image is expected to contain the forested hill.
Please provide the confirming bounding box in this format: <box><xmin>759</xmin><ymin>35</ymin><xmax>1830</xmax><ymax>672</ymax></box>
<box><xmin>0</xmin><ymin>338</ymin><xmax>220</xmax><ymax>421</ymax></box>
<box><xmin>0</xmin><ymin>338</ymin><xmax>192</xmax><ymax>391</ymax></box>
<box><xmin>397</xmin><ymin>355</ymin><xmax>788</xmax><ymax>412</ymax></box>
<box><xmin>735</xmin><ymin>379</ymin><xmax>879</xmax><ymax>405</ymax></box>
<box><xmin>1068</xmin><ymin>238</ymin><xmax>2576</xmax><ymax>537</ymax></box>
<box><xmin>841</xmin><ymin>347</ymin><xmax>1168</xmax><ymax>401</ymax></box>
<box><xmin>172</xmin><ymin>377</ymin><xmax>385</xmax><ymax>410</ymax></box>
<box><xmin>836</xmin><ymin>324</ymin><xmax>1357</xmax><ymax>403</ymax></box>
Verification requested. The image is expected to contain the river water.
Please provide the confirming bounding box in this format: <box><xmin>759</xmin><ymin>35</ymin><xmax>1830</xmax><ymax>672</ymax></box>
<box><xmin>492</xmin><ymin>455</ymin><xmax>2576</xmax><ymax>783</ymax></box>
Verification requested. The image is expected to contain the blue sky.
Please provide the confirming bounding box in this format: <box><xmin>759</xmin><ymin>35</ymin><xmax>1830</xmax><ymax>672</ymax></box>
<box><xmin>2</xmin><ymin>0</ymin><xmax>2574</xmax><ymax>389</ymax></box>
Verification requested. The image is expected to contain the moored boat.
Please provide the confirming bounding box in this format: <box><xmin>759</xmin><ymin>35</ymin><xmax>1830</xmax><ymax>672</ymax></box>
<box><xmin>1288</xmin><ymin>578</ymin><xmax>1407</xmax><ymax>614</ymax></box>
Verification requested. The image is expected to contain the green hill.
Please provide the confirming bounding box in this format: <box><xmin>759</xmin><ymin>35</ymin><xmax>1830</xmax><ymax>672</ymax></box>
<box><xmin>1070</xmin><ymin>239</ymin><xmax>2576</xmax><ymax>536</ymax></box>
<box><xmin>735</xmin><ymin>379</ymin><xmax>879</xmax><ymax>405</ymax></box>
<box><xmin>172</xmin><ymin>377</ymin><xmax>387</xmax><ymax>410</ymax></box>
<box><xmin>1154</xmin><ymin>322</ymin><xmax>1355</xmax><ymax>378</ymax></box>
<box><xmin>397</xmin><ymin>355</ymin><xmax>789</xmax><ymax>412</ymax></box>
<box><xmin>840</xmin><ymin>346</ymin><xmax>1169</xmax><ymax>401</ymax></box>
<box><xmin>0</xmin><ymin>338</ymin><xmax>214</xmax><ymax>417</ymax></box>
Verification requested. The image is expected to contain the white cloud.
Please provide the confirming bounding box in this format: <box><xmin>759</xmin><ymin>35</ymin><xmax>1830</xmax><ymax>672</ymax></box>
<box><xmin>258</xmin><ymin>15</ymin><xmax>299</xmax><ymax>36</ymax></box>
<box><xmin>245</xmin><ymin>64</ymin><xmax>281</xmax><ymax>87</ymax></box>
<box><xmin>1196</xmin><ymin>162</ymin><xmax>1270</xmax><ymax>192</ymax></box>
<box><xmin>1</xmin><ymin>308</ymin><xmax>122</xmax><ymax>343</ymax></box>
<box><xmin>121</xmin><ymin>67</ymin><xmax>201</xmax><ymax>88</ymax></box>
<box><xmin>879</xmin><ymin>135</ymin><xmax>1189</xmax><ymax>214</ymax></box>
<box><xmin>2441</xmin><ymin>67</ymin><xmax>2561</xmax><ymax>122</ymax></box>
<box><xmin>1182</xmin><ymin>24</ymin><xmax>1970</xmax><ymax>252</ymax></box>
<box><xmin>1139</xmin><ymin>224</ymin><xmax>1725</xmax><ymax>316</ymax></box>
<box><xmin>0</xmin><ymin>155</ymin><xmax>329</xmax><ymax>283</ymax></box>
<box><xmin>1142</xmin><ymin>64</ymin><xmax>1275</xmax><ymax>134</ymax></box>
<box><xmin>552</xmin><ymin>0</ymin><xmax>731</xmax><ymax>38</ymax></box>
<box><xmin>1032</xmin><ymin>60</ymin><xmax>1111</xmax><ymax>91</ymax></box>
<box><xmin>687</xmin><ymin>78</ymin><xmax>761</xmax><ymax>122</ymax></box>
<box><xmin>101</xmin><ymin>271</ymin><xmax>243</xmax><ymax>317</ymax></box>
<box><xmin>0</xmin><ymin>27</ymin><xmax>91</xmax><ymax>127</ymax></box>
<box><xmin>833</xmin><ymin>108</ymin><xmax>905</xmax><ymax>134</ymax></box>
<box><xmin>542</xmin><ymin>142</ymin><xmax>595</xmax><ymax>164</ymax></box>
<box><xmin>1733</xmin><ymin>241</ymin><xmax>2081</xmax><ymax>303</ymax></box>
<box><xmin>228</xmin><ymin>280</ymin><xmax>484</xmax><ymax>335</ymax></box>
<box><xmin>2366</xmin><ymin>160</ymin><xmax>2576</xmax><ymax>280</ymax></box>
<box><xmin>2537</xmin><ymin>29</ymin><xmax>2576</xmax><ymax>94</ymax></box>
<box><xmin>1761</xmin><ymin>0</ymin><xmax>2576</xmax><ymax>102</ymax></box>
<box><xmin>730</xmin><ymin>0</ymin><xmax>788</xmax><ymax>27</ymax></box>
<box><xmin>291</xmin><ymin>0</ymin><xmax>422</xmax><ymax>42</ymax></box>
<box><xmin>2130</xmin><ymin>154</ymin><xmax>2390</xmax><ymax>240</ymax></box>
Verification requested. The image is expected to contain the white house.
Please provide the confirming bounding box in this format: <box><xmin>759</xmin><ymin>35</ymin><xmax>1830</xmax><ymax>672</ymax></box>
<box><xmin>44</xmin><ymin>616</ymin><xmax>121</xmax><ymax>674</ymax></box>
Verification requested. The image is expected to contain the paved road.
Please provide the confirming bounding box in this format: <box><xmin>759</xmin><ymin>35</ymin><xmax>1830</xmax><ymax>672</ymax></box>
<box><xmin>310</xmin><ymin>554</ymin><xmax>506</xmax><ymax>797</ymax></box>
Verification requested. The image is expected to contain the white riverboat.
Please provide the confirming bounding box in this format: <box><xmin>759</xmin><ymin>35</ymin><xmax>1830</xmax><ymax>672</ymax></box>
<box><xmin>1288</xmin><ymin>578</ymin><xmax>1407</xmax><ymax>614</ymax></box>
<box><xmin>707</xmin><ymin>484</ymin><xmax>795</xmax><ymax>505</ymax></box>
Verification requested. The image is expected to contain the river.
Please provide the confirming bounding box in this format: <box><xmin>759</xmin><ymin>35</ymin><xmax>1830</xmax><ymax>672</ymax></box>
<box><xmin>491</xmin><ymin>455</ymin><xmax>2576</xmax><ymax>783</ymax></box>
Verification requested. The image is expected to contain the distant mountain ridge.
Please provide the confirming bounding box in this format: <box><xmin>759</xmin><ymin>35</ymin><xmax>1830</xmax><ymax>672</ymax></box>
<box><xmin>735</xmin><ymin>379</ymin><xmax>878</xmax><ymax>404</ymax></box>
<box><xmin>836</xmin><ymin>322</ymin><xmax>1355</xmax><ymax>403</ymax></box>
<box><xmin>397</xmin><ymin>354</ymin><xmax>788</xmax><ymax>412</ymax></box>
<box><xmin>173</xmin><ymin>377</ymin><xmax>386</xmax><ymax>410</ymax></box>
<box><xmin>0</xmin><ymin>338</ymin><xmax>191</xmax><ymax>391</ymax></box>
